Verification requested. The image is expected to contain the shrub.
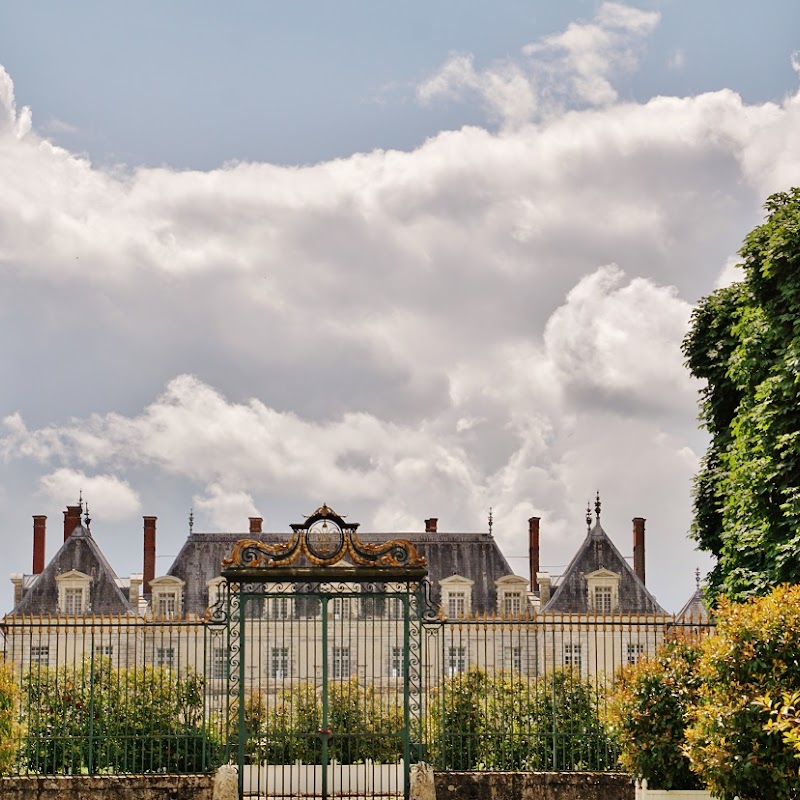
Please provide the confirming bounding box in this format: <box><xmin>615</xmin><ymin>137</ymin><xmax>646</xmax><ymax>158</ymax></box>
<box><xmin>607</xmin><ymin>639</ymin><xmax>703</xmax><ymax>790</ymax></box>
<box><xmin>0</xmin><ymin>661</ymin><xmax>21</xmax><ymax>775</ymax></box>
<box><xmin>248</xmin><ymin>679</ymin><xmax>404</xmax><ymax>765</ymax></box>
<box><xmin>757</xmin><ymin>690</ymin><xmax>800</xmax><ymax>759</ymax></box>
<box><xmin>22</xmin><ymin>658</ymin><xmax>220</xmax><ymax>773</ymax></box>
<box><xmin>428</xmin><ymin>667</ymin><xmax>615</xmax><ymax>771</ymax></box>
<box><xmin>684</xmin><ymin>584</ymin><xmax>800</xmax><ymax>799</ymax></box>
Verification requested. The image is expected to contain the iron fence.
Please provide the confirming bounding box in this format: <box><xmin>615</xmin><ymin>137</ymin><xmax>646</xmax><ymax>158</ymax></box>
<box><xmin>0</xmin><ymin>610</ymin><xmax>712</xmax><ymax>777</ymax></box>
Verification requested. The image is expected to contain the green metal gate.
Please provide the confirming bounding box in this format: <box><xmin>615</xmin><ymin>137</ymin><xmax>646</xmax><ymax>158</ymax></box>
<box><xmin>214</xmin><ymin>506</ymin><xmax>429</xmax><ymax>800</ymax></box>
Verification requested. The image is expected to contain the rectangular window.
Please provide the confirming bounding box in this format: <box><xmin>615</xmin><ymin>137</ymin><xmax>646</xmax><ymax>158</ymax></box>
<box><xmin>627</xmin><ymin>643</ymin><xmax>645</xmax><ymax>665</ymax></box>
<box><xmin>594</xmin><ymin>586</ymin><xmax>613</xmax><ymax>614</ymax></box>
<box><xmin>447</xmin><ymin>592</ymin><xmax>466</xmax><ymax>618</ymax></box>
<box><xmin>31</xmin><ymin>646</ymin><xmax>50</xmax><ymax>666</ymax></box>
<box><xmin>64</xmin><ymin>587</ymin><xmax>83</xmax><ymax>615</ymax></box>
<box><xmin>447</xmin><ymin>646</ymin><xmax>466</xmax><ymax>676</ymax></box>
<box><xmin>503</xmin><ymin>592</ymin><xmax>522</xmax><ymax>616</ymax></box>
<box><xmin>508</xmin><ymin>645</ymin><xmax>523</xmax><ymax>672</ymax></box>
<box><xmin>212</xmin><ymin>647</ymin><xmax>226</xmax><ymax>680</ymax></box>
<box><xmin>158</xmin><ymin>592</ymin><xmax>177</xmax><ymax>619</ymax></box>
<box><xmin>333</xmin><ymin>597</ymin><xmax>351</xmax><ymax>620</ymax></box>
<box><xmin>564</xmin><ymin>643</ymin><xmax>582</xmax><ymax>671</ymax></box>
<box><xmin>94</xmin><ymin>645</ymin><xmax>113</xmax><ymax>658</ymax></box>
<box><xmin>332</xmin><ymin>646</ymin><xmax>350</xmax><ymax>679</ymax></box>
<box><xmin>390</xmin><ymin>646</ymin><xmax>405</xmax><ymax>678</ymax></box>
<box><xmin>271</xmin><ymin>647</ymin><xmax>289</xmax><ymax>679</ymax></box>
<box><xmin>269</xmin><ymin>596</ymin><xmax>290</xmax><ymax>620</ymax></box>
<box><xmin>388</xmin><ymin>597</ymin><xmax>405</xmax><ymax>620</ymax></box>
<box><xmin>157</xmin><ymin>647</ymin><xmax>175</xmax><ymax>668</ymax></box>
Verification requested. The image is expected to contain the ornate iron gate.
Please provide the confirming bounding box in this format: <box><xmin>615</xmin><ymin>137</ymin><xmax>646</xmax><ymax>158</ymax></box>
<box><xmin>214</xmin><ymin>506</ymin><xmax>430</xmax><ymax>800</ymax></box>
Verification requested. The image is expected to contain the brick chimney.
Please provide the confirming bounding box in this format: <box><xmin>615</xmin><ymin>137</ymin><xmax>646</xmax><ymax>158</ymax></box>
<box><xmin>143</xmin><ymin>516</ymin><xmax>157</xmax><ymax>597</ymax></box>
<box><xmin>63</xmin><ymin>504</ymin><xmax>82</xmax><ymax>541</ymax></box>
<box><xmin>33</xmin><ymin>515</ymin><xmax>46</xmax><ymax>574</ymax></box>
<box><xmin>528</xmin><ymin>516</ymin><xmax>540</xmax><ymax>592</ymax></box>
<box><xmin>633</xmin><ymin>517</ymin><xmax>646</xmax><ymax>584</ymax></box>
<box><xmin>424</xmin><ymin>518</ymin><xmax>438</xmax><ymax>533</ymax></box>
<box><xmin>249</xmin><ymin>517</ymin><xmax>263</xmax><ymax>534</ymax></box>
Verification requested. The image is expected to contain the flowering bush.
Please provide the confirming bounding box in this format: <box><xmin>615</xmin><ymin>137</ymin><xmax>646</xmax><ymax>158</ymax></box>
<box><xmin>607</xmin><ymin>639</ymin><xmax>703</xmax><ymax>790</ymax></box>
<box><xmin>685</xmin><ymin>584</ymin><xmax>800</xmax><ymax>799</ymax></box>
<box><xmin>0</xmin><ymin>662</ymin><xmax>21</xmax><ymax>775</ymax></box>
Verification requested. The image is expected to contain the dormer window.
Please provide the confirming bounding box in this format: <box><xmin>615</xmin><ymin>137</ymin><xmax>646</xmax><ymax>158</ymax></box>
<box><xmin>594</xmin><ymin>586</ymin><xmax>612</xmax><ymax>614</ymax></box>
<box><xmin>440</xmin><ymin>575</ymin><xmax>474</xmax><ymax>619</ymax></box>
<box><xmin>56</xmin><ymin>570</ymin><xmax>92</xmax><ymax>616</ymax></box>
<box><xmin>150</xmin><ymin>576</ymin><xmax>185</xmax><ymax>619</ymax></box>
<box><xmin>158</xmin><ymin>592</ymin><xmax>178</xmax><ymax>618</ymax></box>
<box><xmin>496</xmin><ymin>575</ymin><xmax>530</xmax><ymax>618</ymax></box>
<box><xmin>448</xmin><ymin>592</ymin><xmax>466</xmax><ymax>618</ymax></box>
<box><xmin>64</xmin><ymin>587</ymin><xmax>84</xmax><ymax>615</ymax></box>
<box><xmin>586</xmin><ymin>569</ymin><xmax>621</xmax><ymax>614</ymax></box>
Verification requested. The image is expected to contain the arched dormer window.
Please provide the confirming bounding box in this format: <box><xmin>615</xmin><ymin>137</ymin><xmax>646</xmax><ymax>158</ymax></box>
<box><xmin>150</xmin><ymin>575</ymin><xmax>185</xmax><ymax>619</ymax></box>
<box><xmin>440</xmin><ymin>575</ymin><xmax>474</xmax><ymax>619</ymax></box>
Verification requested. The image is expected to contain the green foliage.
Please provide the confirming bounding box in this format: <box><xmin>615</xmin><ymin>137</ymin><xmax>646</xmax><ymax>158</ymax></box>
<box><xmin>607</xmin><ymin>639</ymin><xmax>703</xmax><ymax>790</ymax></box>
<box><xmin>0</xmin><ymin>661</ymin><xmax>21</xmax><ymax>775</ymax></box>
<box><xmin>683</xmin><ymin>188</ymin><xmax>800</xmax><ymax>602</ymax></box>
<box><xmin>428</xmin><ymin>667</ymin><xmax>615</xmax><ymax>771</ymax></box>
<box><xmin>22</xmin><ymin>658</ymin><xmax>221</xmax><ymax>774</ymax></box>
<box><xmin>756</xmin><ymin>691</ymin><xmax>800</xmax><ymax>760</ymax></box>
<box><xmin>684</xmin><ymin>585</ymin><xmax>800</xmax><ymax>799</ymax></box>
<box><xmin>245</xmin><ymin>679</ymin><xmax>404</xmax><ymax>765</ymax></box>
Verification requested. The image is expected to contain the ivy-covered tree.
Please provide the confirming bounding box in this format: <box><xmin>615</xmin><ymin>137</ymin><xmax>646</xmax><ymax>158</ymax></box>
<box><xmin>683</xmin><ymin>188</ymin><xmax>800</xmax><ymax>602</ymax></box>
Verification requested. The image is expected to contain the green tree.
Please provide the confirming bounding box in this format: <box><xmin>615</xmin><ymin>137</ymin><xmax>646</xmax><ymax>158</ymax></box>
<box><xmin>683</xmin><ymin>188</ymin><xmax>800</xmax><ymax>602</ymax></box>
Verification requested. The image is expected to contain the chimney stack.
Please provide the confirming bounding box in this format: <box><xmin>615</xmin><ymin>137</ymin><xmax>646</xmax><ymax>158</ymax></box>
<box><xmin>143</xmin><ymin>516</ymin><xmax>157</xmax><ymax>597</ymax></box>
<box><xmin>528</xmin><ymin>517</ymin><xmax>540</xmax><ymax>592</ymax></box>
<box><xmin>633</xmin><ymin>517</ymin><xmax>646</xmax><ymax>584</ymax></box>
<box><xmin>424</xmin><ymin>518</ymin><xmax>438</xmax><ymax>533</ymax></box>
<box><xmin>249</xmin><ymin>517</ymin><xmax>263</xmax><ymax>534</ymax></box>
<box><xmin>33</xmin><ymin>515</ymin><xmax>46</xmax><ymax>574</ymax></box>
<box><xmin>63</xmin><ymin>505</ymin><xmax>82</xmax><ymax>541</ymax></box>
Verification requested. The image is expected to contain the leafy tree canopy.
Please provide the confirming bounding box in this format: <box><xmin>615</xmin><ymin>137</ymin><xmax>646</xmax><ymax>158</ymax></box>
<box><xmin>683</xmin><ymin>188</ymin><xmax>800</xmax><ymax>602</ymax></box>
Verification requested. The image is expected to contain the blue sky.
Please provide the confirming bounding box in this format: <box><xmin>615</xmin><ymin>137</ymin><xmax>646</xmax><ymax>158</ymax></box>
<box><xmin>0</xmin><ymin>1</ymin><xmax>799</xmax><ymax>615</ymax></box>
<box><xmin>2</xmin><ymin>2</ymin><xmax>797</xmax><ymax>169</ymax></box>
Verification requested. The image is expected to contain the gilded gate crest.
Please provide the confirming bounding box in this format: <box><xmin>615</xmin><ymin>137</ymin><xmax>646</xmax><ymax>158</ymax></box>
<box><xmin>221</xmin><ymin>504</ymin><xmax>427</xmax><ymax>573</ymax></box>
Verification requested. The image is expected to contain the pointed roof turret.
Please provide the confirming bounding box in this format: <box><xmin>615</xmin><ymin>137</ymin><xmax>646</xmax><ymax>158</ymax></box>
<box><xmin>542</xmin><ymin>498</ymin><xmax>666</xmax><ymax>615</ymax></box>
<box><xmin>10</xmin><ymin>514</ymin><xmax>134</xmax><ymax>617</ymax></box>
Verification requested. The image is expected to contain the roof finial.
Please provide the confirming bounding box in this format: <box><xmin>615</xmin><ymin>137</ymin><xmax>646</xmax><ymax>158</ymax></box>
<box><xmin>586</xmin><ymin>502</ymin><xmax>592</xmax><ymax>532</ymax></box>
<box><xmin>79</xmin><ymin>489</ymin><xmax>84</xmax><ymax>513</ymax></box>
<box><xmin>595</xmin><ymin>491</ymin><xmax>601</xmax><ymax>521</ymax></box>
<box><xmin>488</xmin><ymin>507</ymin><xmax>493</xmax><ymax>535</ymax></box>
<box><xmin>189</xmin><ymin>508</ymin><xmax>194</xmax><ymax>534</ymax></box>
<box><xmin>84</xmin><ymin>503</ymin><xmax>91</xmax><ymax>532</ymax></box>
<box><xmin>695</xmin><ymin>567</ymin><xmax>701</xmax><ymax>590</ymax></box>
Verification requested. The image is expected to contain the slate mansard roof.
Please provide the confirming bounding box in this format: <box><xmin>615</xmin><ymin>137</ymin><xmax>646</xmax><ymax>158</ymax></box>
<box><xmin>544</xmin><ymin>518</ymin><xmax>666</xmax><ymax>615</ymax></box>
<box><xmin>11</xmin><ymin>522</ymin><xmax>134</xmax><ymax>617</ymax></box>
<box><xmin>168</xmin><ymin>529</ymin><xmax>517</xmax><ymax>616</ymax></box>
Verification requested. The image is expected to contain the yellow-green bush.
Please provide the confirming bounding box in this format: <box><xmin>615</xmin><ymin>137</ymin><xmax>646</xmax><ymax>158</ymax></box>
<box><xmin>607</xmin><ymin>639</ymin><xmax>703</xmax><ymax>790</ymax></box>
<box><xmin>685</xmin><ymin>584</ymin><xmax>800</xmax><ymax>799</ymax></box>
<box><xmin>0</xmin><ymin>661</ymin><xmax>21</xmax><ymax>774</ymax></box>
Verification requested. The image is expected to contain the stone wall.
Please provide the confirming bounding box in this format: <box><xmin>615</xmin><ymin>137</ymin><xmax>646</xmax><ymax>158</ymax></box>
<box><xmin>0</xmin><ymin>774</ymin><xmax>214</xmax><ymax>800</ymax></box>
<box><xmin>435</xmin><ymin>771</ymin><xmax>635</xmax><ymax>800</ymax></box>
<box><xmin>1</xmin><ymin>771</ymin><xmax>633</xmax><ymax>800</ymax></box>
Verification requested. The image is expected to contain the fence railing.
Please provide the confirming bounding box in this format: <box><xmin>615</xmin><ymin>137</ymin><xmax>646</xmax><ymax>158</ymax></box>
<box><xmin>0</xmin><ymin>612</ymin><xmax>712</xmax><ymax>776</ymax></box>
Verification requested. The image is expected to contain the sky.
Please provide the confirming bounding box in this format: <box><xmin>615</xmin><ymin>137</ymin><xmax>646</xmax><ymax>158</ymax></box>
<box><xmin>1</xmin><ymin>1</ymin><xmax>799</xmax><ymax>615</ymax></box>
